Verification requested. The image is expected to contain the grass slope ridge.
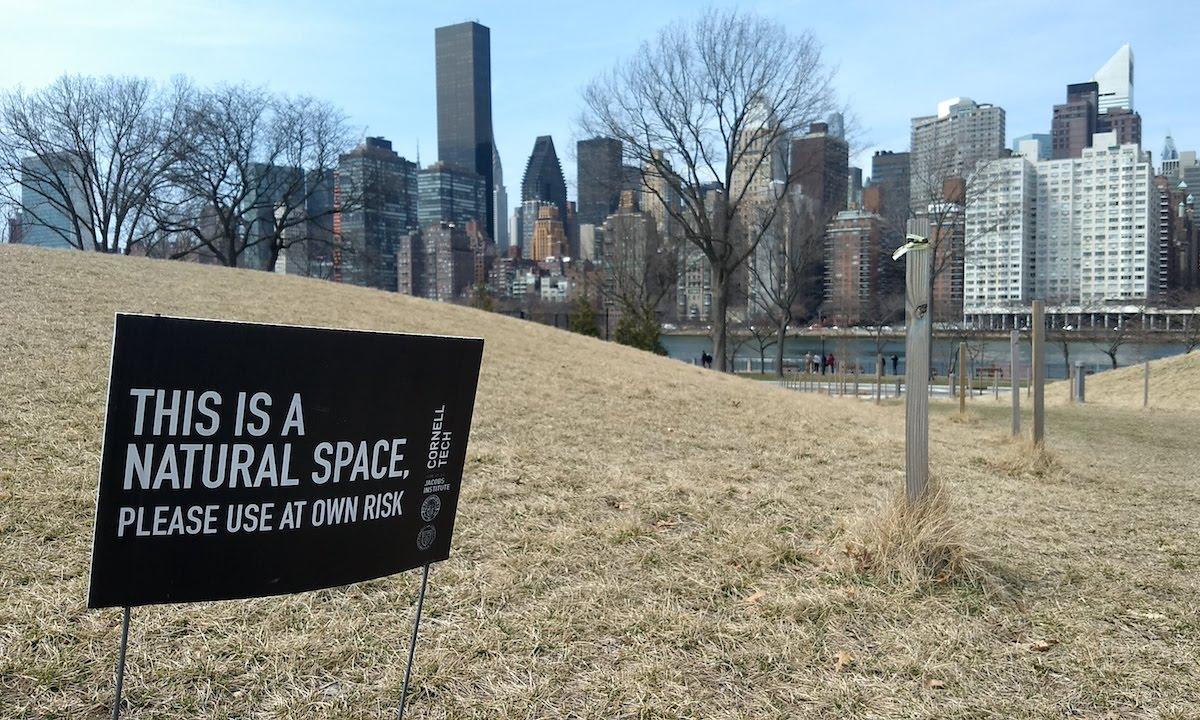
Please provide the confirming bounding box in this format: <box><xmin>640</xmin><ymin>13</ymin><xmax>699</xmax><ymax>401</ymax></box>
<box><xmin>1075</xmin><ymin>351</ymin><xmax>1200</xmax><ymax>410</ymax></box>
<box><xmin>1</xmin><ymin>245</ymin><xmax>1198</xmax><ymax>719</ymax></box>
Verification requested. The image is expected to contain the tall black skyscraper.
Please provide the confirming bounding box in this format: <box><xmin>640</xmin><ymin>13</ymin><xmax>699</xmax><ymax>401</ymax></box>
<box><xmin>435</xmin><ymin>21</ymin><xmax>494</xmax><ymax>239</ymax></box>
<box><xmin>869</xmin><ymin>150</ymin><xmax>910</xmax><ymax>223</ymax></box>
<box><xmin>521</xmin><ymin>135</ymin><xmax>567</xmax><ymax>223</ymax></box>
<box><xmin>869</xmin><ymin>149</ymin><xmax>910</xmax><ymax>295</ymax></box>
<box><xmin>789</xmin><ymin>122</ymin><xmax>848</xmax><ymax>220</ymax></box>
<box><xmin>577</xmin><ymin>137</ymin><xmax>623</xmax><ymax>226</ymax></box>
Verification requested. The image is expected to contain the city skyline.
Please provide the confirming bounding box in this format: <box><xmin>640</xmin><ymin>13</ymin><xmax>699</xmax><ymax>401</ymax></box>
<box><xmin>1</xmin><ymin>0</ymin><xmax>1194</xmax><ymax>201</ymax></box>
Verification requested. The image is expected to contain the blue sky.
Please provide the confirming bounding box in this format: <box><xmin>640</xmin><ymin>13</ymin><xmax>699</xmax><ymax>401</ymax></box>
<box><xmin>1</xmin><ymin>0</ymin><xmax>1193</xmax><ymax>199</ymax></box>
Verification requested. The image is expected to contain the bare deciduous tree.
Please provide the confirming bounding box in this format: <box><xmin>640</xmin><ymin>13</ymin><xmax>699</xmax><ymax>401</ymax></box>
<box><xmin>0</xmin><ymin>196</ymin><xmax>17</xmax><ymax>243</ymax></box>
<box><xmin>907</xmin><ymin>152</ymin><xmax>976</xmax><ymax>321</ymax></box>
<box><xmin>582</xmin><ymin>9</ymin><xmax>837</xmax><ymax>371</ymax></box>
<box><xmin>893</xmin><ymin>141</ymin><xmax>1013</xmax><ymax>375</ymax></box>
<box><xmin>1182</xmin><ymin>318</ymin><xmax>1200</xmax><ymax>354</ymax></box>
<box><xmin>157</xmin><ymin>85</ymin><xmax>357</xmax><ymax>270</ymax></box>
<box><xmin>600</xmin><ymin>197</ymin><xmax>677</xmax><ymax>353</ymax></box>
<box><xmin>1087</xmin><ymin>305</ymin><xmax>1147</xmax><ymax>369</ymax></box>
<box><xmin>1164</xmin><ymin>290</ymin><xmax>1200</xmax><ymax>353</ymax></box>
<box><xmin>747</xmin><ymin>189</ymin><xmax>826</xmax><ymax>376</ymax></box>
<box><xmin>863</xmin><ymin>291</ymin><xmax>905</xmax><ymax>360</ymax></box>
<box><xmin>741</xmin><ymin>312</ymin><xmax>778</xmax><ymax>374</ymax></box>
<box><xmin>0</xmin><ymin>74</ymin><xmax>188</xmax><ymax>253</ymax></box>
<box><xmin>1046</xmin><ymin>319</ymin><xmax>1074</xmax><ymax>376</ymax></box>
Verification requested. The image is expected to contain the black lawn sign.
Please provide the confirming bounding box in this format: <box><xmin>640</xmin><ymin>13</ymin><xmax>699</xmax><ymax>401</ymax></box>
<box><xmin>87</xmin><ymin>313</ymin><xmax>483</xmax><ymax>609</ymax></box>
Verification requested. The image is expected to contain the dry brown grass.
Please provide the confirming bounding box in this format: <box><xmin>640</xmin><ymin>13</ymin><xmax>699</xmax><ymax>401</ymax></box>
<box><xmin>2</xmin><ymin>245</ymin><xmax>1199</xmax><ymax>718</ymax></box>
<box><xmin>987</xmin><ymin>440</ymin><xmax>1062</xmax><ymax>481</ymax></box>
<box><xmin>947</xmin><ymin>410</ymin><xmax>978</xmax><ymax>425</ymax></box>
<box><xmin>1064</xmin><ymin>351</ymin><xmax>1200</xmax><ymax>410</ymax></box>
<box><xmin>845</xmin><ymin>481</ymin><xmax>992</xmax><ymax>592</ymax></box>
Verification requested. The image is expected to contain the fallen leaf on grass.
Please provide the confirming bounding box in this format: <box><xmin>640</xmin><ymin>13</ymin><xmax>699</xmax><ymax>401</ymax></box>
<box><xmin>743</xmin><ymin>590</ymin><xmax>765</xmax><ymax>605</ymax></box>
<box><xmin>833</xmin><ymin>650</ymin><xmax>854</xmax><ymax>671</ymax></box>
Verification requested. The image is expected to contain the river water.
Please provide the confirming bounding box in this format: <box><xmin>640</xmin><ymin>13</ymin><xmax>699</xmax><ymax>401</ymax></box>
<box><xmin>661</xmin><ymin>333</ymin><xmax>1191</xmax><ymax>380</ymax></box>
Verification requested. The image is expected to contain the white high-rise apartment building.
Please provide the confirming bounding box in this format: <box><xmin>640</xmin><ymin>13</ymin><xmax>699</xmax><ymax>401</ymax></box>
<box><xmin>1036</xmin><ymin>134</ymin><xmax>1154</xmax><ymax>304</ymax></box>
<box><xmin>964</xmin><ymin>133</ymin><xmax>1155</xmax><ymax>320</ymax></box>
<box><xmin>963</xmin><ymin>155</ymin><xmax>1036</xmax><ymax>313</ymax></box>
<box><xmin>910</xmin><ymin>97</ymin><xmax>1006</xmax><ymax>206</ymax></box>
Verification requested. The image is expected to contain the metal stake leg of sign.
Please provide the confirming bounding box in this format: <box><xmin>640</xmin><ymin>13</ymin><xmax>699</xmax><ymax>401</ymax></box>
<box><xmin>111</xmin><ymin>606</ymin><xmax>131</xmax><ymax>720</ymax></box>
<box><xmin>398</xmin><ymin>564</ymin><xmax>431</xmax><ymax>720</ymax></box>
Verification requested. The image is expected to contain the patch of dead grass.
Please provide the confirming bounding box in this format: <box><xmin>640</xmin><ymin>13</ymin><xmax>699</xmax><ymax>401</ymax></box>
<box><xmin>844</xmin><ymin>481</ymin><xmax>995</xmax><ymax>593</ymax></box>
<box><xmin>987</xmin><ymin>440</ymin><xmax>1062</xmax><ymax>480</ymax></box>
<box><xmin>948</xmin><ymin>410</ymin><xmax>978</xmax><ymax>425</ymax></box>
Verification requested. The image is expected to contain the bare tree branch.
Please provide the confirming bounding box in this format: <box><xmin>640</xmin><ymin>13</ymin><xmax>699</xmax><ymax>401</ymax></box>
<box><xmin>0</xmin><ymin>75</ymin><xmax>187</xmax><ymax>253</ymax></box>
<box><xmin>747</xmin><ymin>188</ymin><xmax>826</xmax><ymax>376</ymax></box>
<box><xmin>581</xmin><ymin>9</ymin><xmax>838</xmax><ymax>371</ymax></box>
<box><xmin>155</xmin><ymin>85</ymin><xmax>360</xmax><ymax>270</ymax></box>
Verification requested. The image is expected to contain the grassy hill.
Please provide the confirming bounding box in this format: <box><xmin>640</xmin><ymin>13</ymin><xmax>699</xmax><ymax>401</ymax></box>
<box><xmin>1</xmin><ymin>244</ymin><xmax>1198</xmax><ymax>719</ymax></box>
<box><xmin>1064</xmin><ymin>351</ymin><xmax>1200</xmax><ymax>410</ymax></box>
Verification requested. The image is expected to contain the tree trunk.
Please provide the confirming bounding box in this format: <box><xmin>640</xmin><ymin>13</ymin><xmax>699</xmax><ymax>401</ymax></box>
<box><xmin>774</xmin><ymin>317</ymin><xmax>787</xmax><ymax>378</ymax></box>
<box><xmin>266</xmin><ymin>241</ymin><xmax>282</xmax><ymax>272</ymax></box>
<box><xmin>711</xmin><ymin>266</ymin><xmax>731</xmax><ymax>372</ymax></box>
<box><xmin>925</xmin><ymin>267</ymin><xmax>936</xmax><ymax>372</ymax></box>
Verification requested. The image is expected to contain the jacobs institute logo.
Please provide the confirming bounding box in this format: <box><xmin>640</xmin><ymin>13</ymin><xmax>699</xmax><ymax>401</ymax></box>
<box><xmin>416</xmin><ymin>525</ymin><xmax>436</xmax><ymax>550</ymax></box>
<box><xmin>420</xmin><ymin>494</ymin><xmax>442</xmax><ymax>522</ymax></box>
